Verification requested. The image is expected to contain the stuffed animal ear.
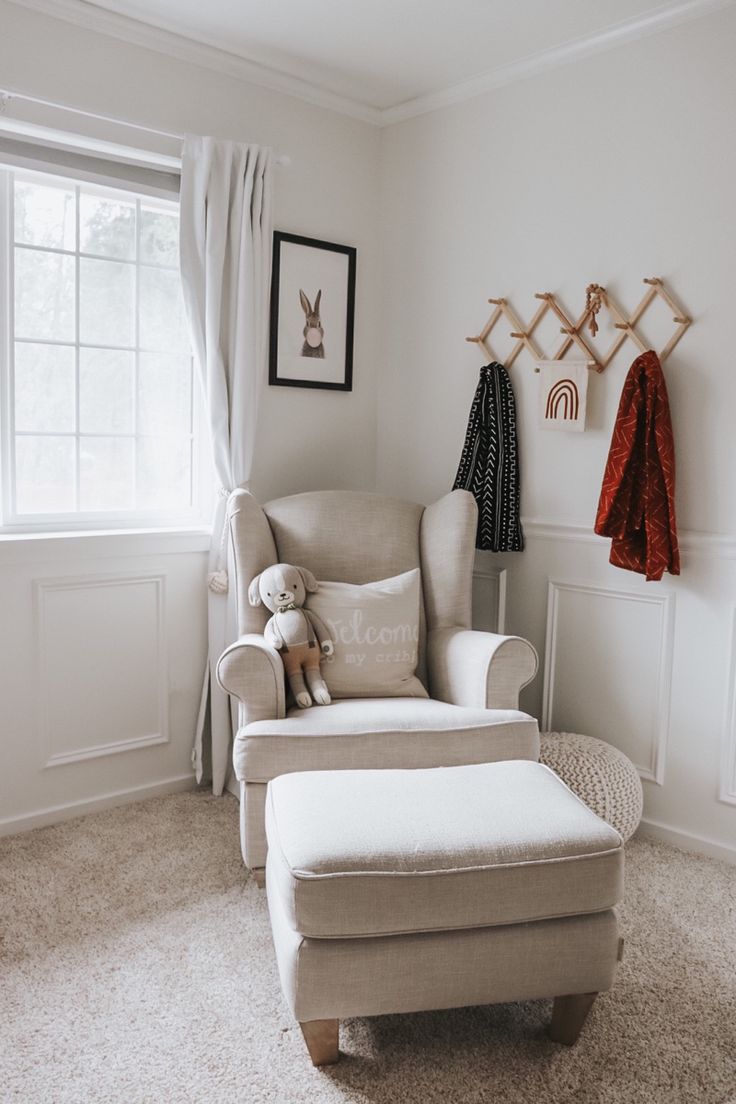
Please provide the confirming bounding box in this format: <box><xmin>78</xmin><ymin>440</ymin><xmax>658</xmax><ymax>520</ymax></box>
<box><xmin>297</xmin><ymin>567</ymin><xmax>319</xmax><ymax>593</ymax></box>
<box><xmin>248</xmin><ymin>573</ymin><xmax>263</xmax><ymax>607</ymax></box>
<box><xmin>299</xmin><ymin>289</ymin><xmax>312</xmax><ymax>316</ymax></box>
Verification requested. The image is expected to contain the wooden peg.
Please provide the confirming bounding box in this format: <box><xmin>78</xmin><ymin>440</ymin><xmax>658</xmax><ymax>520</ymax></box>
<box><xmin>488</xmin><ymin>297</ymin><xmax>506</xmax><ymax>305</ymax></box>
<box><xmin>535</xmin><ymin>292</ymin><xmax>552</xmax><ymax>300</ymax></box>
<box><xmin>614</xmin><ymin>322</ymin><xmax>630</xmax><ymax>330</ymax></box>
<box><xmin>509</xmin><ymin>331</ymin><xmax>526</xmax><ymax>339</ymax></box>
<box><xmin>673</xmin><ymin>316</ymin><xmax>689</xmax><ymax>324</ymax></box>
<box><xmin>643</xmin><ymin>277</ymin><xmax>662</xmax><ymax>285</ymax></box>
<box><xmin>465</xmin><ymin>336</ymin><xmax>480</xmax><ymax>343</ymax></box>
<box><xmin>560</xmin><ymin>326</ymin><xmax>576</xmax><ymax>335</ymax></box>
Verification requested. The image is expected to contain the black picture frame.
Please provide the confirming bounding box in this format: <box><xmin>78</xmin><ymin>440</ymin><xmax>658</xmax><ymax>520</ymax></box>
<box><xmin>268</xmin><ymin>231</ymin><xmax>356</xmax><ymax>391</ymax></box>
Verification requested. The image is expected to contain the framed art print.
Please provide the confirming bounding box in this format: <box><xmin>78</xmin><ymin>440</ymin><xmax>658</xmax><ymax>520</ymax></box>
<box><xmin>269</xmin><ymin>231</ymin><xmax>356</xmax><ymax>391</ymax></box>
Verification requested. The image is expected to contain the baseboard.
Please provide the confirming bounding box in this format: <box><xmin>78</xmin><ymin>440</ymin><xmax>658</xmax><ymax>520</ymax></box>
<box><xmin>0</xmin><ymin>772</ymin><xmax>197</xmax><ymax>837</ymax></box>
<box><xmin>636</xmin><ymin>816</ymin><xmax>736</xmax><ymax>866</ymax></box>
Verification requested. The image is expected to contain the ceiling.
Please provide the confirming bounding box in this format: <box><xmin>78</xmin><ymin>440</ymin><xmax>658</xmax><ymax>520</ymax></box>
<box><xmin>15</xmin><ymin>0</ymin><xmax>732</xmax><ymax>121</ymax></box>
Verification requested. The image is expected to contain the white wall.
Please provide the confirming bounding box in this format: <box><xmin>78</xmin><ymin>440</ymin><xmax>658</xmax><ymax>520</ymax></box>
<box><xmin>378</xmin><ymin>8</ymin><xmax>736</xmax><ymax>859</ymax></box>
<box><xmin>0</xmin><ymin>0</ymin><xmax>381</xmax><ymax>502</ymax></box>
<box><xmin>0</xmin><ymin>1</ymin><xmax>380</xmax><ymax>831</ymax></box>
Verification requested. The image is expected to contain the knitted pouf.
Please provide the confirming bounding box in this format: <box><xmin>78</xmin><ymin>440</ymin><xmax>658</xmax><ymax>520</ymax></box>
<box><xmin>539</xmin><ymin>732</ymin><xmax>644</xmax><ymax>842</ymax></box>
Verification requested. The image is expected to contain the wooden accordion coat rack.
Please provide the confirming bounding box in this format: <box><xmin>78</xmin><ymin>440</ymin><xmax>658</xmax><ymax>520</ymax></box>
<box><xmin>466</xmin><ymin>278</ymin><xmax>691</xmax><ymax>372</ymax></box>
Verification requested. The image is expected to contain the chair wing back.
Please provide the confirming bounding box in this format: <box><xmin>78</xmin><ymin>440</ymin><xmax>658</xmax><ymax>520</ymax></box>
<box><xmin>228</xmin><ymin>489</ymin><xmax>279</xmax><ymax>636</ymax></box>
<box><xmin>264</xmin><ymin>490</ymin><xmax>424</xmax><ymax>584</ymax></box>
<box><xmin>420</xmin><ymin>490</ymin><xmax>477</xmax><ymax>630</ymax></box>
<box><xmin>228</xmin><ymin>487</ymin><xmax>478</xmax><ymax>663</ymax></box>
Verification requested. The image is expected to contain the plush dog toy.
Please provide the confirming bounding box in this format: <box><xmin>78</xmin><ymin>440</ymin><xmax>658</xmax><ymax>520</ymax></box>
<box><xmin>248</xmin><ymin>563</ymin><xmax>334</xmax><ymax>708</ymax></box>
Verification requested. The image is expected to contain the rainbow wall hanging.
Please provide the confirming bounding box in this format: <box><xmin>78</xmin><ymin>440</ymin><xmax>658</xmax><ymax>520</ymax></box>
<box><xmin>537</xmin><ymin>360</ymin><xmax>588</xmax><ymax>432</ymax></box>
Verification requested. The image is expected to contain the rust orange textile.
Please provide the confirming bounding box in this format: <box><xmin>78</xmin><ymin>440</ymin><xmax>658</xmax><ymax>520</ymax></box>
<box><xmin>595</xmin><ymin>350</ymin><xmax>679</xmax><ymax>581</ymax></box>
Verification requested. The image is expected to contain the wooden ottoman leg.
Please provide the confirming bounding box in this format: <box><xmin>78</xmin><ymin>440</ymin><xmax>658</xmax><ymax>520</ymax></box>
<box><xmin>299</xmin><ymin>1019</ymin><xmax>339</xmax><ymax>1066</ymax></box>
<box><xmin>549</xmin><ymin>992</ymin><xmax>598</xmax><ymax>1046</ymax></box>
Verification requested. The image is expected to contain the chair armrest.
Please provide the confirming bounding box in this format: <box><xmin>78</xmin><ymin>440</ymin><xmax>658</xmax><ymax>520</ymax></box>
<box><xmin>428</xmin><ymin>627</ymin><xmax>538</xmax><ymax>710</ymax></box>
<box><xmin>216</xmin><ymin>634</ymin><xmax>286</xmax><ymax>725</ymax></box>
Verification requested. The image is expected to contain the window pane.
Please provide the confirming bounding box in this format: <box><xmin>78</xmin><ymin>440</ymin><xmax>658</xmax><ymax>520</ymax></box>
<box><xmin>14</xmin><ymin>343</ymin><xmax>76</xmax><ymax>432</ymax></box>
<box><xmin>15</xmin><ymin>248</ymin><xmax>75</xmax><ymax>341</ymax></box>
<box><xmin>8</xmin><ymin>169</ymin><xmax>194</xmax><ymax>524</ymax></box>
<box><xmin>15</xmin><ymin>436</ymin><xmax>76</xmax><ymax>514</ymax></box>
<box><xmin>80</xmin><ymin>257</ymin><xmax>135</xmax><ymax>347</ymax></box>
<box><xmin>80</xmin><ymin>437</ymin><xmax>134</xmax><ymax>511</ymax></box>
<box><xmin>14</xmin><ymin>180</ymin><xmax>75</xmax><ymax>251</ymax></box>
<box><xmin>138</xmin><ymin>353</ymin><xmax>191</xmax><ymax>436</ymax></box>
<box><xmin>80</xmin><ymin>349</ymin><xmax>134</xmax><ymax>433</ymax></box>
<box><xmin>80</xmin><ymin>191</ymin><xmax>135</xmax><ymax>260</ymax></box>
<box><xmin>137</xmin><ymin>437</ymin><xmax>191</xmax><ymax>511</ymax></box>
<box><xmin>139</xmin><ymin>267</ymin><xmax>190</xmax><ymax>352</ymax></box>
<box><xmin>140</xmin><ymin>205</ymin><xmax>178</xmax><ymax>266</ymax></box>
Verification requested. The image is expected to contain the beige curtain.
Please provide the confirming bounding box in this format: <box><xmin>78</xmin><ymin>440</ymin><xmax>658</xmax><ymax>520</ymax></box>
<box><xmin>179</xmin><ymin>136</ymin><xmax>273</xmax><ymax>794</ymax></box>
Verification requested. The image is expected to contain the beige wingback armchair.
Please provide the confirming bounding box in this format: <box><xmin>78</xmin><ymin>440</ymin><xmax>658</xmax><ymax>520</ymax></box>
<box><xmin>217</xmin><ymin>488</ymin><xmax>540</xmax><ymax>880</ymax></box>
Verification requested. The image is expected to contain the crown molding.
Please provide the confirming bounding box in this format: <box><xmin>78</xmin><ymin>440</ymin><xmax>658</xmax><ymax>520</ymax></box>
<box><xmin>381</xmin><ymin>0</ymin><xmax>736</xmax><ymax>124</ymax></box>
<box><xmin>4</xmin><ymin>0</ymin><xmax>383</xmax><ymax>125</ymax></box>
<box><xmin>5</xmin><ymin>0</ymin><xmax>735</xmax><ymax>129</ymax></box>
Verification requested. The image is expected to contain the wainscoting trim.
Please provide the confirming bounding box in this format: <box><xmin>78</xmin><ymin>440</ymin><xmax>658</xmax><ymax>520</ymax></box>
<box><xmin>472</xmin><ymin>564</ymin><xmax>507</xmax><ymax>634</ymax></box>
<box><xmin>637</xmin><ymin>816</ymin><xmax>736</xmax><ymax>866</ymax></box>
<box><xmin>34</xmin><ymin>572</ymin><xmax>168</xmax><ymax>769</ymax></box>
<box><xmin>0</xmin><ymin>773</ymin><xmax>196</xmax><ymax>837</ymax></box>
<box><xmin>719</xmin><ymin>606</ymin><xmax>736</xmax><ymax>806</ymax></box>
<box><xmin>522</xmin><ymin>519</ymin><xmax>736</xmax><ymax>557</ymax></box>
<box><xmin>543</xmin><ymin>579</ymin><xmax>675</xmax><ymax>784</ymax></box>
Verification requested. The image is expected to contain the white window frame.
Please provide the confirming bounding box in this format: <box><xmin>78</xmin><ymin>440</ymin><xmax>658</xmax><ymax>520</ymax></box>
<box><xmin>0</xmin><ymin>163</ymin><xmax>210</xmax><ymax>534</ymax></box>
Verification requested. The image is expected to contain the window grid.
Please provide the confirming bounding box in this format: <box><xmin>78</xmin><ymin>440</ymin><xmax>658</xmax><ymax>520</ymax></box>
<box><xmin>0</xmin><ymin>167</ymin><xmax>201</xmax><ymax>529</ymax></box>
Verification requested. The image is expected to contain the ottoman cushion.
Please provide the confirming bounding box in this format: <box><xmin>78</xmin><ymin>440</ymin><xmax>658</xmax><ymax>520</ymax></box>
<box><xmin>265</xmin><ymin>760</ymin><xmax>623</xmax><ymax>939</ymax></box>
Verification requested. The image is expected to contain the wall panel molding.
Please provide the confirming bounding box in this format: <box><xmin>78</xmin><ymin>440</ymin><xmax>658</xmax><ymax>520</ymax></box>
<box><xmin>542</xmin><ymin>579</ymin><xmax>675</xmax><ymax>784</ymax></box>
<box><xmin>0</xmin><ymin>528</ymin><xmax>210</xmax><ymax>566</ymax></box>
<box><xmin>522</xmin><ymin>518</ymin><xmax>736</xmax><ymax>557</ymax></box>
<box><xmin>34</xmin><ymin>572</ymin><xmax>168</xmax><ymax>769</ymax></box>
<box><xmin>472</xmin><ymin>565</ymin><xmax>507</xmax><ymax>634</ymax></box>
<box><xmin>638</xmin><ymin>816</ymin><xmax>736</xmax><ymax>866</ymax></box>
<box><xmin>0</xmin><ymin>772</ymin><xmax>195</xmax><ymax>837</ymax></box>
<box><xmin>719</xmin><ymin>607</ymin><xmax>736</xmax><ymax>806</ymax></box>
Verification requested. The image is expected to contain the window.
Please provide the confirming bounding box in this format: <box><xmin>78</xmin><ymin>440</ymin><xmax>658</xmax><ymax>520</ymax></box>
<box><xmin>0</xmin><ymin>166</ymin><xmax>204</xmax><ymax>530</ymax></box>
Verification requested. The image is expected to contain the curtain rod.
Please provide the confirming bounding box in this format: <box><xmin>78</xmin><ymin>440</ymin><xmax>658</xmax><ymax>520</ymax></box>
<box><xmin>0</xmin><ymin>88</ymin><xmax>291</xmax><ymax>166</ymax></box>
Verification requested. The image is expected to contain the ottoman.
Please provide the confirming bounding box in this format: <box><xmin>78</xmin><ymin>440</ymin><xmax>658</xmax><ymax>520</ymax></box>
<box><xmin>265</xmin><ymin>760</ymin><xmax>624</xmax><ymax>1066</ymax></box>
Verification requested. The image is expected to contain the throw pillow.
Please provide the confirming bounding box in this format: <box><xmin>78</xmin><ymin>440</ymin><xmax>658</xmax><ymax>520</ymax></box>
<box><xmin>306</xmin><ymin>568</ymin><xmax>427</xmax><ymax>699</ymax></box>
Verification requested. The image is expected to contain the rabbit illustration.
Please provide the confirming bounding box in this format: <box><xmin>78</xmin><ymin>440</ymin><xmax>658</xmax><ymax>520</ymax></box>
<box><xmin>299</xmin><ymin>289</ymin><xmax>325</xmax><ymax>358</ymax></box>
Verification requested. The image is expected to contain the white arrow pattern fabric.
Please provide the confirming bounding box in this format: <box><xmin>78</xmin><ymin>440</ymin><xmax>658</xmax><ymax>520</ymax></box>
<box><xmin>453</xmin><ymin>363</ymin><xmax>524</xmax><ymax>552</ymax></box>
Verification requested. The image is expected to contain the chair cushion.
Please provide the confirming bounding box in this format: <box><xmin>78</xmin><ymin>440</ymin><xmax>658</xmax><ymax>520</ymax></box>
<box><xmin>306</xmin><ymin>569</ymin><xmax>427</xmax><ymax>700</ymax></box>
<box><xmin>265</xmin><ymin>760</ymin><xmax>624</xmax><ymax>939</ymax></box>
<box><xmin>235</xmin><ymin>698</ymin><xmax>540</xmax><ymax>782</ymax></box>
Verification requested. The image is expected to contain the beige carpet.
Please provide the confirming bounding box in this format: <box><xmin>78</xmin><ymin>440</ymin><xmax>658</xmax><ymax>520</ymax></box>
<box><xmin>1</xmin><ymin>792</ymin><xmax>735</xmax><ymax>1104</ymax></box>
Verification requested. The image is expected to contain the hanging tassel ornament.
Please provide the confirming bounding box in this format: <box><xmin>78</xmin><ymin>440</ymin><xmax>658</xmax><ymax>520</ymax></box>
<box><xmin>585</xmin><ymin>283</ymin><xmax>605</xmax><ymax>338</ymax></box>
<box><xmin>206</xmin><ymin>486</ymin><xmax>233</xmax><ymax>594</ymax></box>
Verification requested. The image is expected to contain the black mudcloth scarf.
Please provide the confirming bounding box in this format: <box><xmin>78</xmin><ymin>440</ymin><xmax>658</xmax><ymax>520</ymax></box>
<box><xmin>453</xmin><ymin>362</ymin><xmax>524</xmax><ymax>552</ymax></box>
